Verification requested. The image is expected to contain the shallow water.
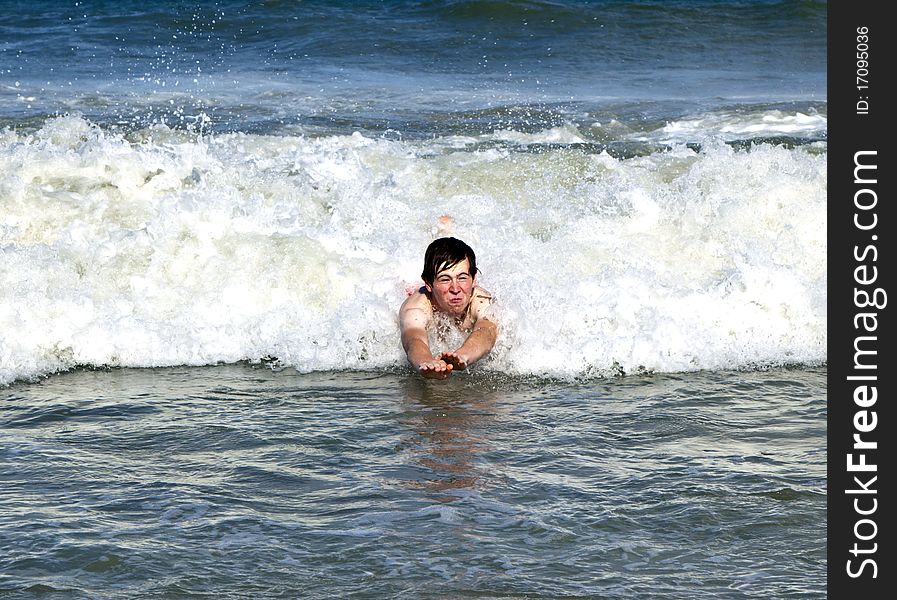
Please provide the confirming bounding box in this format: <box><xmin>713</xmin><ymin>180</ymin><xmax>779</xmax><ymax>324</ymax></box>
<box><xmin>1</xmin><ymin>365</ymin><xmax>826</xmax><ymax>598</ymax></box>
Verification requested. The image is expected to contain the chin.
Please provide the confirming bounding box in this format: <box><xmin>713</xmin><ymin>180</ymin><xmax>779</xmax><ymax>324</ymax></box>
<box><xmin>440</xmin><ymin>303</ymin><xmax>467</xmax><ymax>315</ymax></box>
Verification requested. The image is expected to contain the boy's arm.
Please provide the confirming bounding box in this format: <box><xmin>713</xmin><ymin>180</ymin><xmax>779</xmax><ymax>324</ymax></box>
<box><xmin>438</xmin><ymin>288</ymin><xmax>497</xmax><ymax>370</ymax></box>
<box><xmin>399</xmin><ymin>295</ymin><xmax>453</xmax><ymax>379</ymax></box>
<box><xmin>440</xmin><ymin>318</ymin><xmax>497</xmax><ymax>370</ymax></box>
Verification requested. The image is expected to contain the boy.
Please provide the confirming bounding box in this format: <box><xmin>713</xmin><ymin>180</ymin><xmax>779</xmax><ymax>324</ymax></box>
<box><xmin>399</xmin><ymin>238</ymin><xmax>497</xmax><ymax>379</ymax></box>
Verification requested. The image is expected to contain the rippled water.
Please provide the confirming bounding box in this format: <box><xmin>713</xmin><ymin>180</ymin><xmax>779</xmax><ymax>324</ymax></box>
<box><xmin>1</xmin><ymin>365</ymin><xmax>825</xmax><ymax>598</ymax></box>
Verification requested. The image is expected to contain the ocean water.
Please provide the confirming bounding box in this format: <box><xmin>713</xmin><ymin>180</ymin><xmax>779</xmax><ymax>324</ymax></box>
<box><xmin>1</xmin><ymin>0</ymin><xmax>826</xmax><ymax>597</ymax></box>
<box><xmin>2</xmin><ymin>364</ymin><xmax>826</xmax><ymax>598</ymax></box>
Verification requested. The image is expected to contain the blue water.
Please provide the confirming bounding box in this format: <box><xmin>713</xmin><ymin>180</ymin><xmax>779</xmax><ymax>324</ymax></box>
<box><xmin>1</xmin><ymin>1</ymin><xmax>826</xmax><ymax>597</ymax></box>
<box><xmin>2</xmin><ymin>0</ymin><xmax>826</xmax><ymax>135</ymax></box>
<box><xmin>2</xmin><ymin>365</ymin><xmax>826</xmax><ymax>598</ymax></box>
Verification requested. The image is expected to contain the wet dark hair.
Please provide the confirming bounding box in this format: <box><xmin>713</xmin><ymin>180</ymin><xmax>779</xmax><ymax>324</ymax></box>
<box><xmin>421</xmin><ymin>237</ymin><xmax>477</xmax><ymax>285</ymax></box>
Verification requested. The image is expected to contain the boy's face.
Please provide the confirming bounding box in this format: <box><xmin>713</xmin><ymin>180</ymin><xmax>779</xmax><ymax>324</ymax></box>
<box><xmin>426</xmin><ymin>258</ymin><xmax>475</xmax><ymax>317</ymax></box>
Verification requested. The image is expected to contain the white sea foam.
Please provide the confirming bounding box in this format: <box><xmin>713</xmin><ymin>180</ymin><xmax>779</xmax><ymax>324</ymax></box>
<box><xmin>0</xmin><ymin>115</ymin><xmax>826</xmax><ymax>385</ymax></box>
<box><xmin>655</xmin><ymin>110</ymin><xmax>826</xmax><ymax>144</ymax></box>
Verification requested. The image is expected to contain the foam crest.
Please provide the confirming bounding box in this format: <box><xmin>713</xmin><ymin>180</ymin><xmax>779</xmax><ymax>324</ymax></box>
<box><xmin>655</xmin><ymin>109</ymin><xmax>826</xmax><ymax>144</ymax></box>
<box><xmin>1</xmin><ymin>116</ymin><xmax>825</xmax><ymax>384</ymax></box>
